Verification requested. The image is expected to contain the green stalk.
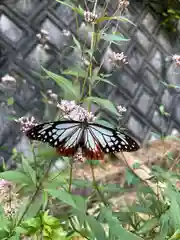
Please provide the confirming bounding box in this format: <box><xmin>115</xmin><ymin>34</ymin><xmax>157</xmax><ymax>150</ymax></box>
<box><xmin>90</xmin><ymin>162</ymin><xmax>109</xmax><ymax>206</ymax></box>
<box><xmin>68</xmin><ymin>158</ymin><xmax>73</xmax><ymax>192</ymax></box>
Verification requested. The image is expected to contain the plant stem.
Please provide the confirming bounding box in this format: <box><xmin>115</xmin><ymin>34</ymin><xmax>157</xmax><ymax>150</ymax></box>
<box><xmin>68</xmin><ymin>158</ymin><xmax>73</xmax><ymax>192</ymax></box>
<box><xmin>90</xmin><ymin>162</ymin><xmax>109</xmax><ymax>206</ymax></box>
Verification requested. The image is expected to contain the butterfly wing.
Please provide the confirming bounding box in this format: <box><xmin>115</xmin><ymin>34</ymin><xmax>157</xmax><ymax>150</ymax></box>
<box><xmin>26</xmin><ymin>121</ymin><xmax>83</xmax><ymax>157</ymax></box>
<box><xmin>83</xmin><ymin>127</ymin><xmax>104</xmax><ymax>160</ymax></box>
<box><xmin>85</xmin><ymin>123</ymin><xmax>139</xmax><ymax>156</ymax></box>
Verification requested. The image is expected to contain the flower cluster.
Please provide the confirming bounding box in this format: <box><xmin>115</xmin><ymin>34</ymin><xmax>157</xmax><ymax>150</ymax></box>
<box><xmin>1</xmin><ymin>74</ymin><xmax>16</xmax><ymax>84</ymax></box>
<box><xmin>47</xmin><ymin>89</ymin><xmax>58</xmax><ymax>104</ymax></box>
<box><xmin>172</xmin><ymin>54</ymin><xmax>180</xmax><ymax>67</ymax></box>
<box><xmin>84</xmin><ymin>11</ymin><xmax>98</xmax><ymax>23</ymax></box>
<box><xmin>117</xmin><ymin>105</ymin><xmax>127</xmax><ymax>114</ymax></box>
<box><xmin>118</xmin><ymin>0</ymin><xmax>129</xmax><ymax>10</ymax></box>
<box><xmin>15</xmin><ymin>116</ymin><xmax>38</xmax><ymax>132</ymax></box>
<box><xmin>36</xmin><ymin>29</ymin><xmax>50</xmax><ymax>50</ymax></box>
<box><xmin>57</xmin><ymin>100</ymin><xmax>96</xmax><ymax>122</ymax></box>
<box><xmin>109</xmin><ymin>52</ymin><xmax>128</xmax><ymax>68</ymax></box>
<box><xmin>73</xmin><ymin>148</ymin><xmax>86</xmax><ymax>163</ymax></box>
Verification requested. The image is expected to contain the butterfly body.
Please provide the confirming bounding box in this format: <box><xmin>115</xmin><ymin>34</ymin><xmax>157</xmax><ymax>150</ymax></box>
<box><xmin>26</xmin><ymin>120</ymin><xmax>139</xmax><ymax>160</ymax></box>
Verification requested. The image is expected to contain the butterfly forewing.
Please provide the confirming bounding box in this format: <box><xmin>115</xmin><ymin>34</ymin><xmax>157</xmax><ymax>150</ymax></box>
<box><xmin>26</xmin><ymin>121</ymin><xmax>83</xmax><ymax>156</ymax></box>
<box><xmin>88</xmin><ymin>123</ymin><xmax>139</xmax><ymax>153</ymax></box>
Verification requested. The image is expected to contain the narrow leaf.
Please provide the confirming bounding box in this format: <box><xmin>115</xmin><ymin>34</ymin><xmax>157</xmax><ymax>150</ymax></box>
<box><xmin>87</xmin><ymin>215</ymin><xmax>107</xmax><ymax>240</ymax></box>
<box><xmin>96</xmin><ymin>16</ymin><xmax>136</xmax><ymax>26</ymax></box>
<box><xmin>91</xmin><ymin>76</ymin><xmax>115</xmax><ymax>87</ymax></box>
<box><xmin>0</xmin><ymin>171</ymin><xmax>31</xmax><ymax>185</ymax></box>
<box><xmin>63</xmin><ymin>68</ymin><xmax>88</xmax><ymax>78</ymax></box>
<box><xmin>137</xmin><ymin>218</ymin><xmax>159</xmax><ymax>234</ymax></box>
<box><xmin>22</xmin><ymin>157</ymin><xmax>36</xmax><ymax>185</ymax></box>
<box><xmin>43</xmin><ymin>68</ymin><xmax>76</xmax><ymax>99</ymax></box>
<box><xmin>84</xmin><ymin>97</ymin><xmax>120</xmax><ymax>116</ymax></box>
<box><xmin>46</xmin><ymin>189</ymin><xmax>87</xmax><ymax>211</ymax></box>
<box><xmin>101</xmin><ymin>33</ymin><xmax>130</xmax><ymax>43</ymax></box>
<box><xmin>56</xmin><ymin>0</ymin><xmax>84</xmax><ymax>15</ymax></box>
<box><xmin>101</xmin><ymin>207</ymin><xmax>143</xmax><ymax>240</ymax></box>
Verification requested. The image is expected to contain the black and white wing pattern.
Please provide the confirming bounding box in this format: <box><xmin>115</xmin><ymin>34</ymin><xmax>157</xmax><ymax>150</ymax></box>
<box><xmin>26</xmin><ymin>121</ymin><xmax>83</xmax><ymax>157</ymax></box>
<box><xmin>83</xmin><ymin>123</ymin><xmax>139</xmax><ymax>159</ymax></box>
<box><xmin>26</xmin><ymin>120</ymin><xmax>140</xmax><ymax>160</ymax></box>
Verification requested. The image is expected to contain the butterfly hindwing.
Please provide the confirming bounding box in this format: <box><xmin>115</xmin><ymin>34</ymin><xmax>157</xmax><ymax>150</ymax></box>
<box><xmin>83</xmin><ymin>128</ymin><xmax>104</xmax><ymax>160</ymax></box>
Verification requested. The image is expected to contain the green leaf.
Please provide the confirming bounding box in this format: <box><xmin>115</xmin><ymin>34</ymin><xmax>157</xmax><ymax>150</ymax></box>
<box><xmin>94</xmin><ymin>119</ymin><xmax>115</xmax><ymax>128</ymax></box>
<box><xmin>125</xmin><ymin>168</ymin><xmax>138</xmax><ymax>186</ymax></box>
<box><xmin>42</xmin><ymin>211</ymin><xmax>60</xmax><ymax>228</ymax></box>
<box><xmin>22</xmin><ymin>157</ymin><xmax>36</xmax><ymax>185</ymax></box>
<box><xmin>86</xmin><ymin>215</ymin><xmax>107</xmax><ymax>240</ymax></box>
<box><xmin>15</xmin><ymin>194</ymin><xmax>43</xmax><ymax>223</ymax></box>
<box><xmin>132</xmin><ymin>161</ymin><xmax>141</xmax><ymax>169</ymax></box>
<box><xmin>91</xmin><ymin>76</ymin><xmax>115</xmax><ymax>87</ymax></box>
<box><xmin>169</xmin><ymin>229</ymin><xmax>180</xmax><ymax>240</ymax></box>
<box><xmin>137</xmin><ymin>218</ymin><xmax>159</xmax><ymax>234</ymax></box>
<box><xmin>63</xmin><ymin>68</ymin><xmax>88</xmax><ymax>78</ymax></box>
<box><xmin>84</xmin><ymin>97</ymin><xmax>120</xmax><ymax>116</ymax></box>
<box><xmin>8</xmin><ymin>233</ymin><xmax>21</xmax><ymax>240</ymax></box>
<box><xmin>101</xmin><ymin>207</ymin><xmax>143</xmax><ymax>240</ymax></box>
<box><xmin>100</xmin><ymin>33</ymin><xmax>130</xmax><ymax>43</ymax></box>
<box><xmin>0</xmin><ymin>171</ymin><xmax>31</xmax><ymax>185</ymax></box>
<box><xmin>46</xmin><ymin>189</ymin><xmax>87</xmax><ymax>212</ymax></box>
<box><xmin>21</xmin><ymin>216</ymin><xmax>41</xmax><ymax>230</ymax></box>
<box><xmin>72</xmin><ymin>35</ymin><xmax>81</xmax><ymax>51</ymax></box>
<box><xmin>7</xmin><ymin>97</ymin><xmax>14</xmax><ymax>106</ymax></box>
<box><xmin>43</xmin><ymin>68</ymin><xmax>77</xmax><ymax>100</ymax></box>
<box><xmin>96</xmin><ymin>16</ymin><xmax>136</xmax><ymax>26</ymax></box>
<box><xmin>56</xmin><ymin>0</ymin><xmax>84</xmax><ymax>15</ymax></box>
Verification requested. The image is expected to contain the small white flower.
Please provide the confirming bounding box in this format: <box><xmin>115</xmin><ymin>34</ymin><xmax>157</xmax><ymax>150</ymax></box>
<box><xmin>84</xmin><ymin>11</ymin><xmax>98</xmax><ymax>23</ymax></box>
<box><xmin>172</xmin><ymin>54</ymin><xmax>180</xmax><ymax>66</ymax></box>
<box><xmin>118</xmin><ymin>0</ymin><xmax>129</xmax><ymax>9</ymax></box>
<box><xmin>1</xmin><ymin>74</ymin><xmax>16</xmax><ymax>83</ymax></box>
<box><xmin>117</xmin><ymin>105</ymin><xmax>127</xmax><ymax>113</ymax></box>
<box><xmin>73</xmin><ymin>148</ymin><xmax>86</xmax><ymax>162</ymax></box>
<box><xmin>36</xmin><ymin>28</ymin><xmax>50</xmax><ymax>47</ymax></box>
<box><xmin>57</xmin><ymin>100</ymin><xmax>96</xmax><ymax>122</ymax></box>
<box><xmin>15</xmin><ymin>116</ymin><xmax>38</xmax><ymax>132</ymax></box>
<box><xmin>109</xmin><ymin>52</ymin><xmax>128</xmax><ymax>68</ymax></box>
<box><xmin>62</xmin><ymin>29</ymin><xmax>71</xmax><ymax>36</ymax></box>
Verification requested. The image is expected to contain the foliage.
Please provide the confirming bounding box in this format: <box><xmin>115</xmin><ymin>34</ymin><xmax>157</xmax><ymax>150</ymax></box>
<box><xmin>143</xmin><ymin>0</ymin><xmax>180</xmax><ymax>35</ymax></box>
<box><xmin>1</xmin><ymin>0</ymin><xmax>180</xmax><ymax>240</ymax></box>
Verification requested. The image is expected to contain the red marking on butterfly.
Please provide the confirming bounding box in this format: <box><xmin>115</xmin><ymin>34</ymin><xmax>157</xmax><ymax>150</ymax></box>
<box><xmin>56</xmin><ymin>146</ymin><xmax>77</xmax><ymax>157</ymax></box>
<box><xmin>84</xmin><ymin>144</ymin><xmax>104</xmax><ymax>160</ymax></box>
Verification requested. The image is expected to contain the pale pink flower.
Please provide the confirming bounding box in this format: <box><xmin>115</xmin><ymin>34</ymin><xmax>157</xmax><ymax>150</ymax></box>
<box><xmin>109</xmin><ymin>52</ymin><xmax>128</xmax><ymax>68</ymax></box>
<box><xmin>36</xmin><ymin>29</ymin><xmax>50</xmax><ymax>47</ymax></box>
<box><xmin>57</xmin><ymin>100</ymin><xmax>96</xmax><ymax>122</ymax></box>
<box><xmin>118</xmin><ymin>0</ymin><xmax>129</xmax><ymax>10</ymax></box>
<box><xmin>15</xmin><ymin>116</ymin><xmax>38</xmax><ymax>132</ymax></box>
<box><xmin>117</xmin><ymin>105</ymin><xmax>127</xmax><ymax>113</ymax></box>
<box><xmin>1</xmin><ymin>74</ymin><xmax>16</xmax><ymax>83</ymax></box>
<box><xmin>84</xmin><ymin>11</ymin><xmax>98</xmax><ymax>23</ymax></box>
<box><xmin>172</xmin><ymin>54</ymin><xmax>180</xmax><ymax>66</ymax></box>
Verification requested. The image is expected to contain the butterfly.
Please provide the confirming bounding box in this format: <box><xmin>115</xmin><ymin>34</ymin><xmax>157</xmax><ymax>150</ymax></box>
<box><xmin>25</xmin><ymin>119</ymin><xmax>140</xmax><ymax>160</ymax></box>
